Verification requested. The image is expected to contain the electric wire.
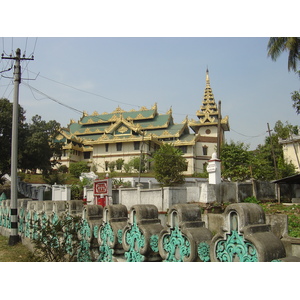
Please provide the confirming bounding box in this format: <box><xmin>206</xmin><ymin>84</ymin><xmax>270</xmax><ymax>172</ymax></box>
<box><xmin>22</xmin><ymin>82</ymin><xmax>83</xmax><ymax>114</ymax></box>
<box><xmin>1</xmin><ymin>81</ymin><xmax>13</xmax><ymax>99</ymax></box>
<box><xmin>26</xmin><ymin>70</ymin><xmax>144</xmax><ymax>109</ymax></box>
<box><xmin>230</xmin><ymin>128</ymin><xmax>266</xmax><ymax>138</ymax></box>
<box><xmin>23</xmin><ymin>70</ymin><xmax>266</xmax><ymax>141</ymax></box>
<box><xmin>25</xmin><ymin>69</ymin><xmax>198</xmax><ymax>119</ymax></box>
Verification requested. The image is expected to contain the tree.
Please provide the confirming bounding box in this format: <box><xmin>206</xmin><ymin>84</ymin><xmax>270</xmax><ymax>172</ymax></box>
<box><xmin>123</xmin><ymin>156</ymin><xmax>147</xmax><ymax>174</ymax></box>
<box><xmin>267</xmin><ymin>37</ymin><xmax>300</xmax><ymax>114</ymax></box>
<box><xmin>116</xmin><ymin>158</ymin><xmax>124</xmax><ymax>171</ymax></box>
<box><xmin>69</xmin><ymin>161</ymin><xmax>90</xmax><ymax>178</ymax></box>
<box><xmin>222</xmin><ymin>121</ymin><xmax>297</xmax><ymax>181</ymax></box>
<box><xmin>152</xmin><ymin>143</ymin><xmax>187</xmax><ymax>186</ymax></box>
<box><xmin>292</xmin><ymin>90</ymin><xmax>300</xmax><ymax>114</ymax></box>
<box><xmin>267</xmin><ymin>37</ymin><xmax>300</xmax><ymax>72</ymax></box>
<box><xmin>0</xmin><ymin>98</ymin><xmax>27</xmax><ymax>176</ymax></box>
<box><xmin>220</xmin><ymin>141</ymin><xmax>251</xmax><ymax>181</ymax></box>
<box><xmin>21</xmin><ymin>115</ymin><xmax>62</xmax><ymax>173</ymax></box>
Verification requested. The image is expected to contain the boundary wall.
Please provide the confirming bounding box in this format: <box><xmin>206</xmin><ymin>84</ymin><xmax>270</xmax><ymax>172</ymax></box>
<box><xmin>1</xmin><ymin>199</ymin><xmax>300</xmax><ymax>262</ymax></box>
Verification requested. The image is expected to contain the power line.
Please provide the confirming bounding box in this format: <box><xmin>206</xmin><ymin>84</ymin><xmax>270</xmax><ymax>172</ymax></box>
<box><xmin>22</xmin><ymin>82</ymin><xmax>83</xmax><ymax>114</ymax></box>
<box><xmin>25</xmin><ymin>69</ymin><xmax>198</xmax><ymax>118</ymax></box>
<box><xmin>230</xmin><ymin>128</ymin><xmax>266</xmax><ymax>138</ymax></box>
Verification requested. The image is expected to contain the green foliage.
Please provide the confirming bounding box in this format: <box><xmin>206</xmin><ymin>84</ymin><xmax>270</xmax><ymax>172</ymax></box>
<box><xmin>220</xmin><ymin>141</ymin><xmax>251</xmax><ymax>181</ymax></box>
<box><xmin>32</xmin><ymin>212</ymin><xmax>82</xmax><ymax>262</ymax></box>
<box><xmin>43</xmin><ymin>171</ymin><xmax>68</xmax><ymax>185</ymax></box>
<box><xmin>287</xmin><ymin>214</ymin><xmax>300</xmax><ymax>238</ymax></box>
<box><xmin>267</xmin><ymin>37</ymin><xmax>300</xmax><ymax>72</ymax></box>
<box><xmin>112</xmin><ymin>178</ymin><xmax>132</xmax><ymax>188</ymax></box>
<box><xmin>108</xmin><ymin>161</ymin><xmax>116</xmax><ymax>172</ymax></box>
<box><xmin>0</xmin><ymin>104</ymin><xmax>62</xmax><ymax>175</ymax></box>
<box><xmin>71</xmin><ymin>178</ymin><xmax>90</xmax><ymax>200</ymax></box>
<box><xmin>193</xmin><ymin>172</ymin><xmax>209</xmax><ymax>178</ymax></box>
<box><xmin>267</xmin><ymin>38</ymin><xmax>300</xmax><ymax>114</ymax></box>
<box><xmin>69</xmin><ymin>161</ymin><xmax>90</xmax><ymax>178</ymax></box>
<box><xmin>274</xmin><ymin>120</ymin><xmax>298</xmax><ymax>139</ymax></box>
<box><xmin>123</xmin><ymin>162</ymin><xmax>132</xmax><ymax>173</ymax></box>
<box><xmin>243</xmin><ymin>196</ymin><xmax>260</xmax><ymax>204</ymax></box>
<box><xmin>116</xmin><ymin>158</ymin><xmax>124</xmax><ymax>171</ymax></box>
<box><xmin>0</xmin><ymin>98</ymin><xmax>27</xmax><ymax>175</ymax></box>
<box><xmin>152</xmin><ymin>143</ymin><xmax>187</xmax><ymax>186</ymax></box>
<box><xmin>123</xmin><ymin>156</ymin><xmax>147</xmax><ymax>173</ymax></box>
<box><xmin>58</xmin><ymin>165</ymin><xmax>68</xmax><ymax>173</ymax></box>
<box><xmin>221</xmin><ymin>121</ymin><xmax>297</xmax><ymax>181</ymax></box>
<box><xmin>292</xmin><ymin>90</ymin><xmax>300</xmax><ymax>115</ymax></box>
<box><xmin>21</xmin><ymin>115</ymin><xmax>62</xmax><ymax>173</ymax></box>
<box><xmin>260</xmin><ymin>202</ymin><xmax>300</xmax><ymax>238</ymax></box>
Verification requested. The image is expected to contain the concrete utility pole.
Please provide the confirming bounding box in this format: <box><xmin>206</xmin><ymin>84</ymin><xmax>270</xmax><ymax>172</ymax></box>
<box><xmin>2</xmin><ymin>48</ymin><xmax>34</xmax><ymax>245</ymax></box>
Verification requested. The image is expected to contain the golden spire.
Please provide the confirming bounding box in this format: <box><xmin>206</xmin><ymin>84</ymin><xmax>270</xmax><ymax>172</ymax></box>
<box><xmin>206</xmin><ymin>67</ymin><xmax>210</xmax><ymax>87</ymax></box>
<box><xmin>196</xmin><ymin>69</ymin><xmax>218</xmax><ymax>122</ymax></box>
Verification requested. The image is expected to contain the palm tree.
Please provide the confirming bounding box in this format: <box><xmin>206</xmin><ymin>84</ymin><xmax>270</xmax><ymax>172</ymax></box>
<box><xmin>267</xmin><ymin>37</ymin><xmax>300</xmax><ymax>72</ymax></box>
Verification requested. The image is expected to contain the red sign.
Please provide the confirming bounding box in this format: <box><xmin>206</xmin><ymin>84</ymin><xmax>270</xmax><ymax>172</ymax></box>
<box><xmin>94</xmin><ymin>179</ymin><xmax>112</xmax><ymax>196</ymax></box>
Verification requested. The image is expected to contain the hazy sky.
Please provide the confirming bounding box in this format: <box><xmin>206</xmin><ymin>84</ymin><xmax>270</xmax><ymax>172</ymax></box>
<box><xmin>1</xmin><ymin>36</ymin><xmax>299</xmax><ymax>150</ymax></box>
<box><xmin>1</xmin><ymin>1</ymin><xmax>299</xmax><ymax>151</ymax></box>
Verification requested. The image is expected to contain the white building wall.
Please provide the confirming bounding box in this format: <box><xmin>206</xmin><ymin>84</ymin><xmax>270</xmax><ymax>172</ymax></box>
<box><xmin>282</xmin><ymin>140</ymin><xmax>300</xmax><ymax>172</ymax></box>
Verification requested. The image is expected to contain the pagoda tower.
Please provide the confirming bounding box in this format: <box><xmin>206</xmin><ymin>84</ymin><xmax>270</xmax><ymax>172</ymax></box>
<box><xmin>189</xmin><ymin>69</ymin><xmax>229</xmax><ymax>134</ymax></box>
<box><xmin>189</xmin><ymin>69</ymin><xmax>230</xmax><ymax>172</ymax></box>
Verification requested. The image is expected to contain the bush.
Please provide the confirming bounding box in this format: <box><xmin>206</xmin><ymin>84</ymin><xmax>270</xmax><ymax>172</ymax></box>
<box><xmin>58</xmin><ymin>165</ymin><xmax>68</xmax><ymax>173</ymax></box>
<box><xmin>69</xmin><ymin>161</ymin><xmax>90</xmax><ymax>178</ymax></box>
<box><xmin>32</xmin><ymin>212</ymin><xmax>82</xmax><ymax>262</ymax></box>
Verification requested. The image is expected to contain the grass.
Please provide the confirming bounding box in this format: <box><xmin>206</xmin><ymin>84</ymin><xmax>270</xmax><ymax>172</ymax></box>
<box><xmin>259</xmin><ymin>202</ymin><xmax>300</xmax><ymax>238</ymax></box>
<box><xmin>0</xmin><ymin>235</ymin><xmax>37</xmax><ymax>262</ymax></box>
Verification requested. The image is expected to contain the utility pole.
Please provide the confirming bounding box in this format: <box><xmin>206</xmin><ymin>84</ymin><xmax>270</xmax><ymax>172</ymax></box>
<box><xmin>2</xmin><ymin>48</ymin><xmax>34</xmax><ymax>245</ymax></box>
<box><xmin>267</xmin><ymin>123</ymin><xmax>279</xmax><ymax>180</ymax></box>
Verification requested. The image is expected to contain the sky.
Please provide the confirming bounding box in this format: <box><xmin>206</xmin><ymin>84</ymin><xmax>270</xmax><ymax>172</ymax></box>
<box><xmin>1</xmin><ymin>36</ymin><xmax>298</xmax><ymax>150</ymax></box>
<box><xmin>0</xmin><ymin>2</ymin><xmax>299</xmax><ymax>152</ymax></box>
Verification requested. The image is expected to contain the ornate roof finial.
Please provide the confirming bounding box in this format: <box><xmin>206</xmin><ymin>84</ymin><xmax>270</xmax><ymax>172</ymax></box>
<box><xmin>206</xmin><ymin>67</ymin><xmax>210</xmax><ymax>87</ymax></box>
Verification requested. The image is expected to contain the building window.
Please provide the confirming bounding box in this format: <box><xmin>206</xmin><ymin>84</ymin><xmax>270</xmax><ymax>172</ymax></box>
<box><xmin>134</xmin><ymin>141</ymin><xmax>140</xmax><ymax>150</ymax></box>
<box><xmin>84</xmin><ymin>152</ymin><xmax>91</xmax><ymax>159</ymax></box>
<box><xmin>116</xmin><ymin>143</ymin><xmax>122</xmax><ymax>151</ymax></box>
<box><xmin>184</xmin><ymin>162</ymin><xmax>188</xmax><ymax>171</ymax></box>
<box><xmin>105</xmin><ymin>161</ymin><xmax>109</xmax><ymax>171</ymax></box>
<box><xmin>179</xmin><ymin>146</ymin><xmax>187</xmax><ymax>154</ymax></box>
<box><xmin>105</xmin><ymin>143</ymin><xmax>109</xmax><ymax>152</ymax></box>
<box><xmin>203</xmin><ymin>146</ymin><xmax>208</xmax><ymax>156</ymax></box>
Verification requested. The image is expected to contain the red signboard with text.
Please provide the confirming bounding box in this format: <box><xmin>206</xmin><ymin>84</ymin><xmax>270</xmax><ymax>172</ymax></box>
<box><xmin>93</xmin><ymin>179</ymin><xmax>112</xmax><ymax>207</ymax></box>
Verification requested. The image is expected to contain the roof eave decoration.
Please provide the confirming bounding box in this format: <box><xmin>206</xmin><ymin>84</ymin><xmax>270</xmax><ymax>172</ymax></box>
<box><xmin>221</xmin><ymin>115</ymin><xmax>230</xmax><ymax>131</ymax></box>
<box><xmin>173</xmin><ymin>139</ymin><xmax>196</xmax><ymax>146</ymax></box>
<box><xmin>85</xmin><ymin>133</ymin><xmax>157</xmax><ymax>145</ymax></box>
<box><xmin>167</xmin><ymin>106</ymin><xmax>172</xmax><ymax>115</ymax></box>
<box><xmin>62</xmin><ymin>142</ymin><xmax>83</xmax><ymax>151</ymax></box>
<box><xmin>105</xmin><ymin>116</ymin><xmax>142</xmax><ymax>134</ymax></box>
<box><xmin>74</xmin><ymin>128</ymin><xmax>106</xmax><ymax>135</ymax></box>
<box><xmin>78</xmin><ymin>104</ymin><xmax>158</xmax><ymax>125</ymax></box>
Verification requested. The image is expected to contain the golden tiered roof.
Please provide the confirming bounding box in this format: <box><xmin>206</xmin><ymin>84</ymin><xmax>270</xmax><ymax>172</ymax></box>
<box><xmin>189</xmin><ymin>69</ymin><xmax>229</xmax><ymax>132</ymax></box>
<box><xmin>54</xmin><ymin>103</ymin><xmax>198</xmax><ymax>149</ymax></box>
